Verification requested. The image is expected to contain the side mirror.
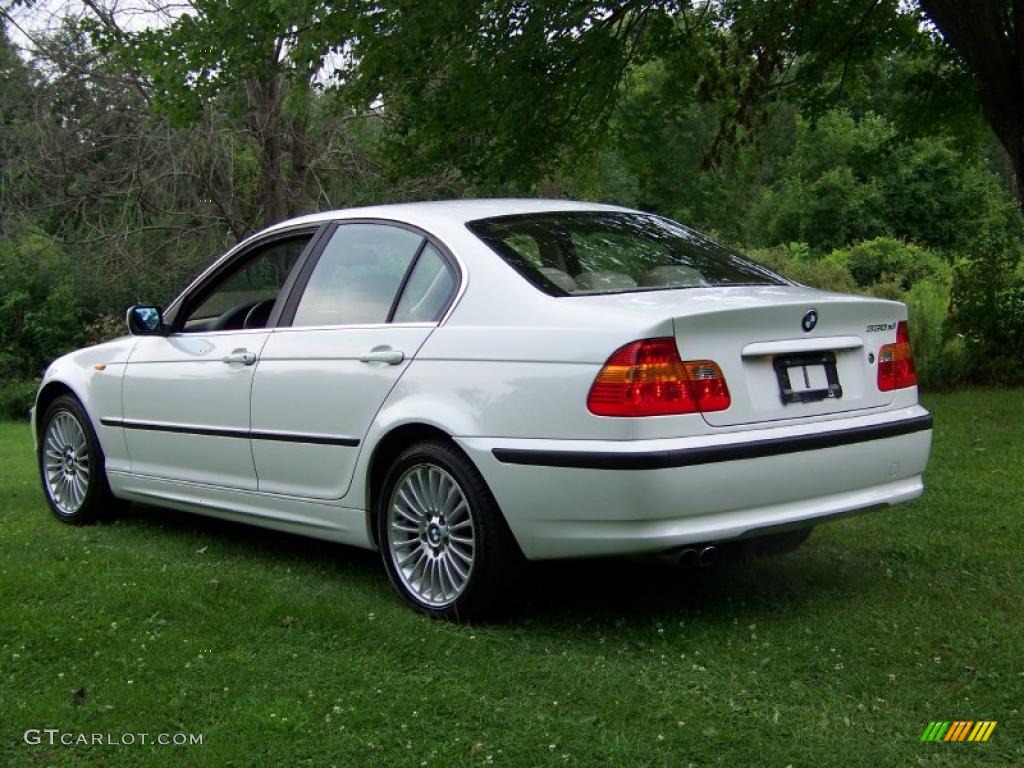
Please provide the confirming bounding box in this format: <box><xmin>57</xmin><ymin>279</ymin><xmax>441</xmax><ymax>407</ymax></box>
<box><xmin>126</xmin><ymin>305</ymin><xmax>165</xmax><ymax>336</ymax></box>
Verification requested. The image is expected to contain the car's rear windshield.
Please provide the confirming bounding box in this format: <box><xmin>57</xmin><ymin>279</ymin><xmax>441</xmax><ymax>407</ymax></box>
<box><xmin>466</xmin><ymin>211</ymin><xmax>786</xmax><ymax>295</ymax></box>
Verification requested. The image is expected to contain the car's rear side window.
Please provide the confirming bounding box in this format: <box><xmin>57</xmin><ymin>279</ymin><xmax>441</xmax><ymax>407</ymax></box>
<box><xmin>466</xmin><ymin>211</ymin><xmax>785</xmax><ymax>296</ymax></box>
<box><xmin>392</xmin><ymin>244</ymin><xmax>457</xmax><ymax>323</ymax></box>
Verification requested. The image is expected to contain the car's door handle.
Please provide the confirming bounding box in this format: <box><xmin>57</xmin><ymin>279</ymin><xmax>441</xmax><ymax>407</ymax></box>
<box><xmin>222</xmin><ymin>349</ymin><xmax>257</xmax><ymax>365</ymax></box>
<box><xmin>359</xmin><ymin>348</ymin><xmax>405</xmax><ymax>365</ymax></box>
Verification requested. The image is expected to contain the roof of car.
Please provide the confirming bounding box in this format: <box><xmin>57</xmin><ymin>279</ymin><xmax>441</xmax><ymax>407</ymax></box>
<box><xmin>262</xmin><ymin>198</ymin><xmax>636</xmax><ymax>235</ymax></box>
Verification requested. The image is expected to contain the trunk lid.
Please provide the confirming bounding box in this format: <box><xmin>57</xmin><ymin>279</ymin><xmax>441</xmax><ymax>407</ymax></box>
<box><xmin>667</xmin><ymin>286</ymin><xmax>904</xmax><ymax>426</ymax></box>
<box><xmin>568</xmin><ymin>285</ymin><xmax>908</xmax><ymax>427</ymax></box>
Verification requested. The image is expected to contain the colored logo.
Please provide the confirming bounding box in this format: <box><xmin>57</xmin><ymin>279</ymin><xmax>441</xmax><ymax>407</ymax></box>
<box><xmin>921</xmin><ymin>721</ymin><xmax>997</xmax><ymax>742</ymax></box>
<box><xmin>801</xmin><ymin>309</ymin><xmax>818</xmax><ymax>333</ymax></box>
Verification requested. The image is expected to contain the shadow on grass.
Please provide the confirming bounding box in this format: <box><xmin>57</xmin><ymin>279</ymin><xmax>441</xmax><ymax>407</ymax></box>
<box><xmin>116</xmin><ymin>501</ymin><xmax>378</xmax><ymax>569</ymax></box>
<box><xmin>110</xmin><ymin>502</ymin><xmax>878</xmax><ymax>625</ymax></box>
<box><xmin>518</xmin><ymin>550</ymin><xmax>873</xmax><ymax>624</ymax></box>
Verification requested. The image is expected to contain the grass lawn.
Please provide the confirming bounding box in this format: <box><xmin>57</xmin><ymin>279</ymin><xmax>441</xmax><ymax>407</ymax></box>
<box><xmin>1</xmin><ymin>389</ymin><xmax>1022</xmax><ymax>767</ymax></box>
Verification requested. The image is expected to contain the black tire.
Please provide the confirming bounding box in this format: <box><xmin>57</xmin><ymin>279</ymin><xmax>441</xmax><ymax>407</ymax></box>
<box><xmin>727</xmin><ymin>527</ymin><xmax>813</xmax><ymax>561</ymax></box>
<box><xmin>37</xmin><ymin>394</ymin><xmax>118</xmax><ymax>525</ymax></box>
<box><xmin>376</xmin><ymin>439</ymin><xmax>521</xmax><ymax>620</ymax></box>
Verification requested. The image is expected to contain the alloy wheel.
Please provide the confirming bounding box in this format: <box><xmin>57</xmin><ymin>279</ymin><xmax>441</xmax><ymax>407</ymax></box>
<box><xmin>386</xmin><ymin>463</ymin><xmax>476</xmax><ymax>608</ymax></box>
<box><xmin>42</xmin><ymin>410</ymin><xmax>91</xmax><ymax>516</ymax></box>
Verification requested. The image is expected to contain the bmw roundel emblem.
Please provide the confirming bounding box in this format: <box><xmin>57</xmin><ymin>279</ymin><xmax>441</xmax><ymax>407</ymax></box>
<box><xmin>801</xmin><ymin>309</ymin><xmax>818</xmax><ymax>333</ymax></box>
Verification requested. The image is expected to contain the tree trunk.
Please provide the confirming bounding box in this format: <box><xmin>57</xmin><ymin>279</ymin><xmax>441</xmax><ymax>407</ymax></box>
<box><xmin>919</xmin><ymin>0</ymin><xmax>1024</xmax><ymax>206</ymax></box>
<box><xmin>248</xmin><ymin>73</ymin><xmax>286</xmax><ymax>229</ymax></box>
<box><xmin>287</xmin><ymin>95</ymin><xmax>311</xmax><ymax>219</ymax></box>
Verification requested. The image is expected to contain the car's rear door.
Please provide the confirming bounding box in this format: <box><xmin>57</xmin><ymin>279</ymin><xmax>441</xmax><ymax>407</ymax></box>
<box><xmin>119</xmin><ymin>228</ymin><xmax>320</xmax><ymax>489</ymax></box>
<box><xmin>250</xmin><ymin>221</ymin><xmax>460</xmax><ymax>499</ymax></box>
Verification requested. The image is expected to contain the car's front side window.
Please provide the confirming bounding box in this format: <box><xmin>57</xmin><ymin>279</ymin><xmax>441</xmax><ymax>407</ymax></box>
<box><xmin>290</xmin><ymin>224</ymin><xmax>425</xmax><ymax>327</ymax></box>
<box><xmin>180</xmin><ymin>234</ymin><xmax>312</xmax><ymax>332</ymax></box>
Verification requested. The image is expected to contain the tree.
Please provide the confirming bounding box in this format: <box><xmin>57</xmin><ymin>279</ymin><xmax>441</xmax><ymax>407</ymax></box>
<box><xmin>744</xmin><ymin>110</ymin><xmax>1015</xmax><ymax>252</ymax></box>
<box><xmin>84</xmin><ymin>0</ymin><xmax>345</xmax><ymax>230</ymax></box>
<box><xmin>917</xmin><ymin>1</ymin><xmax>1024</xmax><ymax>204</ymax></box>
<box><xmin>0</xmin><ymin>25</ymin><xmax>37</xmax><ymax>234</ymax></box>
<box><xmin>340</xmin><ymin>0</ymin><xmax>1024</xmax><ymax>210</ymax></box>
<box><xmin>0</xmin><ymin>19</ymin><xmax>240</xmax><ymax>308</ymax></box>
<box><xmin>343</xmin><ymin>1</ymin><xmax>921</xmax><ymax>188</ymax></box>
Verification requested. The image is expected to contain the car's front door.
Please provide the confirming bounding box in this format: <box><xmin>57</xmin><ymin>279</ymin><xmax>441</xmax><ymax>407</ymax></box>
<box><xmin>120</xmin><ymin>230</ymin><xmax>317</xmax><ymax>489</ymax></box>
<box><xmin>250</xmin><ymin>222</ymin><xmax>459</xmax><ymax>499</ymax></box>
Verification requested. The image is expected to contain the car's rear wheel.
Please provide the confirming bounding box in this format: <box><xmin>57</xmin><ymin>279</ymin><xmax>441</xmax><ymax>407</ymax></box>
<box><xmin>377</xmin><ymin>440</ymin><xmax>519</xmax><ymax>620</ymax></box>
<box><xmin>38</xmin><ymin>394</ymin><xmax>116</xmax><ymax>524</ymax></box>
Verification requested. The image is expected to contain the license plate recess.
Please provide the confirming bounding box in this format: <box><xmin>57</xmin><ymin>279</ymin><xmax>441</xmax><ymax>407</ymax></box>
<box><xmin>772</xmin><ymin>351</ymin><xmax>843</xmax><ymax>404</ymax></box>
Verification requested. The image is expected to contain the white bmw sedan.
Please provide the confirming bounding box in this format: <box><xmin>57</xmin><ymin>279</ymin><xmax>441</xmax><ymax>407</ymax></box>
<box><xmin>33</xmin><ymin>199</ymin><xmax>932</xmax><ymax>618</ymax></box>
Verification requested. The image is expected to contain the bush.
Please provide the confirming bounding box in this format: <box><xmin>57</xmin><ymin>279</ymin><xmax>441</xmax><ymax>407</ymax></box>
<box><xmin>0</xmin><ymin>229</ymin><xmax>91</xmax><ymax>381</ymax></box>
<box><xmin>747</xmin><ymin>244</ymin><xmax>860</xmax><ymax>294</ymax></box>
<box><xmin>0</xmin><ymin>378</ymin><xmax>37</xmax><ymax>420</ymax></box>
<box><xmin>85</xmin><ymin>314</ymin><xmax>128</xmax><ymax>345</ymax></box>
<box><xmin>745</xmin><ymin>111</ymin><xmax>1018</xmax><ymax>255</ymax></box>
<box><xmin>826</xmin><ymin>237</ymin><xmax>948</xmax><ymax>290</ymax></box>
<box><xmin>0</xmin><ymin>283</ymin><xmax>89</xmax><ymax>379</ymax></box>
<box><xmin>949</xmin><ymin>234</ymin><xmax>1024</xmax><ymax>385</ymax></box>
<box><xmin>902</xmin><ymin>277</ymin><xmax>955</xmax><ymax>387</ymax></box>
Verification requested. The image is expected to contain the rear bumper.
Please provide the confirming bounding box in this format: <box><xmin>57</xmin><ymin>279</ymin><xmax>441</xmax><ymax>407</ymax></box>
<box><xmin>456</xmin><ymin>406</ymin><xmax>932</xmax><ymax>559</ymax></box>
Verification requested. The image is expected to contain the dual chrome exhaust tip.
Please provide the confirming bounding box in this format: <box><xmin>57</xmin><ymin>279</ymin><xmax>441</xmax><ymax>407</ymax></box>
<box><xmin>673</xmin><ymin>544</ymin><xmax>718</xmax><ymax>569</ymax></box>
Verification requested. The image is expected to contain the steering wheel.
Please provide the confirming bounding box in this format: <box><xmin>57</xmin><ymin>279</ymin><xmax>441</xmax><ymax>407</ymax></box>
<box><xmin>243</xmin><ymin>298</ymin><xmax>277</xmax><ymax>330</ymax></box>
<box><xmin>207</xmin><ymin>299</ymin><xmax>263</xmax><ymax>332</ymax></box>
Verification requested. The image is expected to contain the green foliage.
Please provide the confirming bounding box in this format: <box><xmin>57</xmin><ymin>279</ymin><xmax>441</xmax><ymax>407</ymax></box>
<box><xmin>85</xmin><ymin>314</ymin><xmax>129</xmax><ymax>345</ymax></box>
<box><xmin>826</xmin><ymin>237</ymin><xmax>947</xmax><ymax>291</ymax></box>
<box><xmin>93</xmin><ymin>0</ymin><xmax>335</xmax><ymax>125</ymax></box>
<box><xmin>0</xmin><ymin>378</ymin><xmax>37</xmax><ymax>420</ymax></box>
<box><xmin>349</xmin><ymin>1</ymin><xmax>664</xmax><ymax>187</ymax></box>
<box><xmin>746</xmin><ymin>244</ymin><xmax>861</xmax><ymax>295</ymax></box>
<box><xmin>5</xmin><ymin>4</ymin><xmax>1024</xmax><ymax>392</ymax></box>
<box><xmin>0</xmin><ymin>230</ymin><xmax>87</xmax><ymax>375</ymax></box>
<box><xmin>748</xmin><ymin>112</ymin><xmax>891</xmax><ymax>251</ymax></box>
<box><xmin>345</xmin><ymin>1</ymin><xmax>921</xmax><ymax>187</ymax></box>
<box><xmin>0</xmin><ymin>284</ymin><xmax>84</xmax><ymax>374</ymax></box>
<box><xmin>0</xmin><ymin>228</ymin><xmax>69</xmax><ymax>296</ymax></box>
<box><xmin>25</xmin><ymin>283</ymin><xmax>89</xmax><ymax>363</ymax></box>
<box><xmin>746</xmin><ymin>112</ymin><xmax>1015</xmax><ymax>253</ymax></box>
<box><xmin>949</xmin><ymin>233</ymin><xmax>1024</xmax><ymax>384</ymax></box>
<box><xmin>845</xmin><ymin>37</ymin><xmax>987</xmax><ymax>151</ymax></box>
<box><xmin>902</xmin><ymin>277</ymin><xmax>959</xmax><ymax>387</ymax></box>
<box><xmin>565</xmin><ymin>59</ymin><xmax>801</xmax><ymax>237</ymax></box>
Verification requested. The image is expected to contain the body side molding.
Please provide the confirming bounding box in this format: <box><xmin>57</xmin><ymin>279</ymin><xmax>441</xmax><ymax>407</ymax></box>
<box><xmin>492</xmin><ymin>413</ymin><xmax>933</xmax><ymax>470</ymax></box>
<box><xmin>100</xmin><ymin>418</ymin><xmax>360</xmax><ymax>447</ymax></box>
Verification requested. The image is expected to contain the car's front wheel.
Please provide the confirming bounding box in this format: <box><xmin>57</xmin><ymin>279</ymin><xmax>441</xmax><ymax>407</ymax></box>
<box><xmin>377</xmin><ymin>440</ymin><xmax>519</xmax><ymax>620</ymax></box>
<box><xmin>38</xmin><ymin>394</ymin><xmax>116</xmax><ymax>524</ymax></box>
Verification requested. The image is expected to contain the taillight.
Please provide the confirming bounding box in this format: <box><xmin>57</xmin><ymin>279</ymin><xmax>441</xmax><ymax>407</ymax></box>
<box><xmin>587</xmin><ymin>338</ymin><xmax>731</xmax><ymax>416</ymax></box>
<box><xmin>877</xmin><ymin>320</ymin><xmax>917</xmax><ymax>391</ymax></box>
